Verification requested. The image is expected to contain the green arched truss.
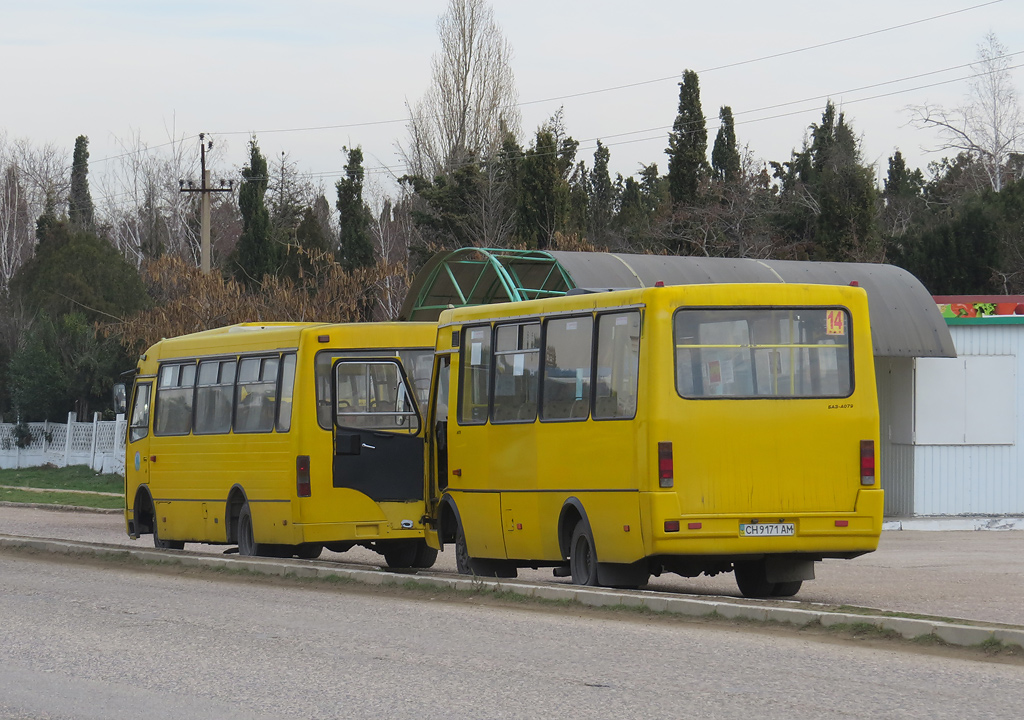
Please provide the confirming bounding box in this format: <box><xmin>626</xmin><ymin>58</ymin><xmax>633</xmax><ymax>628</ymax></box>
<box><xmin>402</xmin><ymin>248</ymin><xmax>574</xmax><ymax>321</ymax></box>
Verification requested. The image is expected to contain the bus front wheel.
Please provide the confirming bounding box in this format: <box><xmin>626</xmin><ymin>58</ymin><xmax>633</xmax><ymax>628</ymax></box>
<box><xmin>569</xmin><ymin>522</ymin><xmax>599</xmax><ymax>586</ymax></box>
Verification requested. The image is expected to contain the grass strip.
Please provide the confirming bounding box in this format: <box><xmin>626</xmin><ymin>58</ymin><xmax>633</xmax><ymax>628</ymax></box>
<box><xmin>0</xmin><ymin>487</ymin><xmax>123</xmax><ymax>510</ymax></box>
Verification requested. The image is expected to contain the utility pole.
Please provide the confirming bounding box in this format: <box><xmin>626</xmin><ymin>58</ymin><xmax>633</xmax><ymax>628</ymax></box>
<box><xmin>179</xmin><ymin>133</ymin><xmax>233</xmax><ymax>274</ymax></box>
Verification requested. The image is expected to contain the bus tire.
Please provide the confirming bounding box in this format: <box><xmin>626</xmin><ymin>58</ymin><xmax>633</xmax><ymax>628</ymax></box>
<box><xmin>295</xmin><ymin>543</ymin><xmax>324</xmax><ymax>560</ymax></box>
<box><xmin>454</xmin><ymin>521</ymin><xmax>515</xmax><ymax>577</ymax></box>
<box><xmin>152</xmin><ymin>515</ymin><xmax>185</xmax><ymax>551</ymax></box>
<box><xmin>734</xmin><ymin>560</ymin><xmax>776</xmax><ymax>598</ymax></box>
<box><xmin>382</xmin><ymin>541</ymin><xmax>419</xmax><ymax>569</ymax></box>
<box><xmin>237</xmin><ymin>502</ymin><xmax>270</xmax><ymax>557</ymax></box>
<box><xmin>411</xmin><ymin>542</ymin><xmax>438</xmax><ymax>569</ymax></box>
<box><xmin>771</xmin><ymin>580</ymin><xmax>803</xmax><ymax>597</ymax></box>
<box><xmin>569</xmin><ymin>521</ymin><xmax>599</xmax><ymax>586</ymax></box>
<box><xmin>454</xmin><ymin>522</ymin><xmax>473</xmax><ymax>575</ymax></box>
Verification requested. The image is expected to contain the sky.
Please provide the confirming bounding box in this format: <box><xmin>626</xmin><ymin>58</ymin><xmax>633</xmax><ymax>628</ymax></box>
<box><xmin>1</xmin><ymin>0</ymin><xmax>1021</xmax><ymax>208</ymax></box>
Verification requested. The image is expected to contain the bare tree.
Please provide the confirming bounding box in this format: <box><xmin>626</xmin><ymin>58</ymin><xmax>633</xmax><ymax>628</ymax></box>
<box><xmin>400</xmin><ymin>0</ymin><xmax>520</xmax><ymax>179</ymax></box>
<box><xmin>0</xmin><ymin>134</ymin><xmax>68</xmax><ymax>291</ymax></box>
<box><xmin>909</xmin><ymin>32</ymin><xmax>1024</xmax><ymax>192</ymax></box>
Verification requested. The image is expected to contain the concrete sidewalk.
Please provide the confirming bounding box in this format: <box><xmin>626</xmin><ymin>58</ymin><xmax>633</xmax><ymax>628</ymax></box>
<box><xmin>883</xmin><ymin>516</ymin><xmax>1024</xmax><ymax>531</ymax></box>
<box><xmin>1</xmin><ymin>533</ymin><xmax>1022</xmax><ymax>654</ymax></box>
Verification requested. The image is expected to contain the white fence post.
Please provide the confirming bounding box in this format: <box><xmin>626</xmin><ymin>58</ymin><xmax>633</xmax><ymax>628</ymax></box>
<box><xmin>63</xmin><ymin>412</ymin><xmax>76</xmax><ymax>468</ymax></box>
<box><xmin>90</xmin><ymin>412</ymin><xmax>100</xmax><ymax>471</ymax></box>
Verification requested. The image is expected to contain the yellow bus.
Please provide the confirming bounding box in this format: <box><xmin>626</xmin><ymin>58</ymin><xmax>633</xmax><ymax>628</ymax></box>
<box><xmin>122</xmin><ymin>321</ymin><xmax>438</xmax><ymax>568</ymax></box>
<box><xmin>410</xmin><ymin>282</ymin><xmax>882</xmax><ymax>597</ymax></box>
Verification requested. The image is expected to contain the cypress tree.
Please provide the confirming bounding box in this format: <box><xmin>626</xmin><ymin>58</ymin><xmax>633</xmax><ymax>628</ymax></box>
<box><xmin>711</xmin><ymin>106</ymin><xmax>741</xmax><ymax>184</ymax></box>
<box><xmin>233</xmin><ymin>137</ymin><xmax>278</xmax><ymax>287</ymax></box>
<box><xmin>336</xmin><ymin>146</ymin><xmax>375</xmax><ymax>272</ymax></box>
<box><xmin>69</xmin><ymin>135</ymin><xmax>95</xmax><ymax>229</ymax></box>
<box><xmin>666</xmin><ymin>70</ymin><xmax>708</xmax><ymax>205</ymax></box>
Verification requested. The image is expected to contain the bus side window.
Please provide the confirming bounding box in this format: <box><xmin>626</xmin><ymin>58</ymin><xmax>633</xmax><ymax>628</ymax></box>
<box><xmin>492</xmin><ymin>322</ymin><xmax>540</xmax><ymax>423</ymax></box>
<box><xmin>129</xmin><ymin>382</ymin><xmax>152</xmax><ymax>443</ymax></box>
<box><xmin>154</xmin><ymin>363</ymin><xmax>196</xmax><ymax>436</ymax></box>
<box><xmin>235</xmin><ymin>356</ymin><xmax>278</xmax><ymax>433</ymax></box>
<box><xmin>276</xmin><ymin>353</ymin><xmax>297</xmax><ymax>433</ymax></box>
<box><xmin>194</xmin><ymin>359</ymin><xmax>236</xmax><ymax>435</ymax></box>
<box><xmin>459</xmin><ymin>325</ymin><xmax>491</xmax><ymax>425</ymax></box>
<box><xmin>594</xmin><ymin>312</ymin><xmax>640</xmax><ymax>420</ymax></box>
<box><xmin>541</xmin><ymin>316</ymin><xmax>593</xmax><ymax>421</ymax></box>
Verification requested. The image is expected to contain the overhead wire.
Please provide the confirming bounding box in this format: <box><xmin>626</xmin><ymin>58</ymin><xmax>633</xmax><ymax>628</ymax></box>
<box><xmin>80</xmin><ymin>0</ymin><xmax>1002</xmax><ymax>175</ymax></box>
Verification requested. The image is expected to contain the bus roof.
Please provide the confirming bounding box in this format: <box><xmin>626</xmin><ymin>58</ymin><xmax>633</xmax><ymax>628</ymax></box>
<box><xmin>140</xmin><ymin>322</ymin><xmax>437</xmax><ymax>365</ymax></box>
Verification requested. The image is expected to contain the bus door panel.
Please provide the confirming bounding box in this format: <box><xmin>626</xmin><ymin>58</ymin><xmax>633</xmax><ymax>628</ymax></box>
<box><xmin>125</xmin><ymin>379</ymin><xmax>153</xmax><ymax>491</ymax></box>
<box><xmin>331</xmin><ymin>359</ymin><xmax>425</xmax><ymax>503</ymax></box>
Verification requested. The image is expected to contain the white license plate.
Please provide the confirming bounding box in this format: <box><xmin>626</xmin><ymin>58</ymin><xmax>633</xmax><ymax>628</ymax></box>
<box><xmin>739</xmin><ymin>523</ymin><xmax>795</xmax><ymax>537</ymax></box>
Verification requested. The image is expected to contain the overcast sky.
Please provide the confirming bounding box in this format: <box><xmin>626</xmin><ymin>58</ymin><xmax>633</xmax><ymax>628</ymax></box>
<box><xmin>1</xmin><ymin>0</ymin><xmax>1021</xmax><ymax>207</ymax></box>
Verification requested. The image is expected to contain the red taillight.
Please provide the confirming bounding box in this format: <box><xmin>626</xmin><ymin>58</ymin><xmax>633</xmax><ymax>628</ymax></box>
<box><xmin>658</xmin><ymin>441</ymin><xmax>674</xmax><ymax>488</ymax></box>
<box><xmin>860</xmin><ymin>440</ymin><xmax>875</xmax><ymax>486</ymax></box>
<box><xmin>664</xmin><ymin>520</ymin><xmax>680</xmax><ymax>532</ymax></box>
<box><xmin>297</xmin><ymin>455</ymin><xmax>311</xmax><ymax>497</ymax></box>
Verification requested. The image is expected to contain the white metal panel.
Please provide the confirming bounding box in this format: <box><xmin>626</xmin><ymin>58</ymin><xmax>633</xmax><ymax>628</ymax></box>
<box><xmin>911</xmin><ymin>324</ymin><xmax>1024</xmax><ymax>515</ymax></box>
<box><xmin>965</xmin><ymin>356</ymin><xmax>1016</xmax><ymax>444</ymax></box>
<box><xmin>914</xmin><ymin>358</ymin><xmax>966</xmax><ymax>444</ymax></box>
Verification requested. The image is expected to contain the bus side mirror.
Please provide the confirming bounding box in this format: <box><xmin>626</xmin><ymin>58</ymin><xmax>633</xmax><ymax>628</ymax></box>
<box><xmin>113</xmin><ymin>383</ymin><xmax>127</xmax><ymax>415</ymax></box>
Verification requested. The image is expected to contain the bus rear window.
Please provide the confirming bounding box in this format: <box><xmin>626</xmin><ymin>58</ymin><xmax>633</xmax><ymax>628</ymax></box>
<box><xmin>674</xmin><ymin>308</ymin><xmax>852</xmax><ymax>399</ymax></box>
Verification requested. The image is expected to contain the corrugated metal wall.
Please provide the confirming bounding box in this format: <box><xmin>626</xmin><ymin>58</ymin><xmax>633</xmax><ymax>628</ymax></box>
<box><xmin>876</xmin><ymin>357</ymin><xmax>915</xmax><ymax>516</ymax></box>
<box><xmin>913</xmin><ymin>325</ymin><xmax>1023</xmax><ymax>516</ymax></box>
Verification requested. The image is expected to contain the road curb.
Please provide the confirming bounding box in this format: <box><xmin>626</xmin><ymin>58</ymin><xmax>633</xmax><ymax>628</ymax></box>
<box><xmin>2</xmin><ymin>534</ymin><xmax>1022</xmax><ymax>652</ymax></box>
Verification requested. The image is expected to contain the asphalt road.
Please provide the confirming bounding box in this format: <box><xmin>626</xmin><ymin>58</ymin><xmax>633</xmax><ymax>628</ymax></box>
<box><xmin>1</xmin><ymin>550</ymin><xmax>1022</xmax><ymax>720</ymax></box>
<box><xmin>2</xmin><ymin>504</ymin><xmax>1024</xmax><ymax>626</ymax></box>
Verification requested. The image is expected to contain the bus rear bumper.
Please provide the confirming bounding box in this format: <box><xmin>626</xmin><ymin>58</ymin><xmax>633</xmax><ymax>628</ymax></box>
<box><xmin>644</xmin><ymin>489</ymin><xmax>884</xmax><ymax>559</ymax></box>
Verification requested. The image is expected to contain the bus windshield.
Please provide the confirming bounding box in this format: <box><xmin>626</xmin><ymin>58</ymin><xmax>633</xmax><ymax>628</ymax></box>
<box><xmin>674</xmin><ymin>307</ymin><xmax>852</xmax><ymax>398</ymax></box>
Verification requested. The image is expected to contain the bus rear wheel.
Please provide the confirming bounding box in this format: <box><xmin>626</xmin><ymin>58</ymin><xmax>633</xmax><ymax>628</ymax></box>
<box><xmin>294</xmin><ymin>543</ymin><xmax>324</xmax><ymax>560</ymax></box>
<box><xmin>734</xmin><ymin>560</ymin><xmax>776</xmax><ymax>598</ymax></box>
<box><xmin>569</xmin><ymin>522</ymin><xmax>599</xmax><ymax>586</ymax></box>
<box><xmin>237</xmin><ymin>502</ymin><xmax>271</xmax><ymax>557</ymax></box>
<box><xmin>152</xmin><ymin>515</ymin><xmax>184</xmax><ymax>551</ymax></box>
<box><xmin>454</xmin><ymin>523</ymin><xmax>473</xmax><ymax>575</ymax></box>
<box><xmin>771</xmin><ymin>580</ymin><xmax>803</xmax><ymax>597</ymax></box>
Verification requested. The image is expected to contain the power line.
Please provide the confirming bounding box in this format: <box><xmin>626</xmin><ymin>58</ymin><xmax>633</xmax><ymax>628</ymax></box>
<box><xmin>518</xmin><ymin>0</ymin><xmax>1005</xmax><ymax>106</ymax></box>
<box><xmin>85</xmin><ymin>0</ymin><xmax>1000</xmax><ymax>171</ymax></box>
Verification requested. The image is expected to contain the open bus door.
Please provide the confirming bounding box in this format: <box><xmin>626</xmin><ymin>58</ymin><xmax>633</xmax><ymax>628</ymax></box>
<box><xmin>423</xmin><ymin>353</ymin><xmax>451</xmax><ymax>550</ymax></box>
<box><xmin>330</xmin><ymin>359</ymin><xmax>425</xmax><ymax>503</ymax></box>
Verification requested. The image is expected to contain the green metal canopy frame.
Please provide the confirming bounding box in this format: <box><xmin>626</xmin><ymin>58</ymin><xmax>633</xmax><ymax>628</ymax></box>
<box><xmin>399</xmin><ymin>247</ymin><xmax>955</xmax><ymax>359</ymax></box>
<box><xmin>401</xmin><ymin>247</ymin><xmax>573</xmax><ymax>322</ymax></box>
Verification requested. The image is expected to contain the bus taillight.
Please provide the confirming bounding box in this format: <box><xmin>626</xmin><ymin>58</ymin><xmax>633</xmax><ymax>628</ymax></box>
<box><xmin>297</xmin><ymin>455</ymin><xmax>311</xmax><ymax>497</ymax></box>
<box><xmin>860</xmin><ymin>441</ymin><xmax>875</xmax><ymax>486</ymax></box>
<box><xmin>658</xmin><ymin>442</ymin><xmax>674</xmax><ymax>488</ymax></box>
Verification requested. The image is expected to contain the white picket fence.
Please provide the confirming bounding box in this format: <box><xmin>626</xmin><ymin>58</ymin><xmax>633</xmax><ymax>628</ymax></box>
<box><xmin>0</xmin><ymin>413</ymin><xmax>126</xmax><ymax>476</ymax></box>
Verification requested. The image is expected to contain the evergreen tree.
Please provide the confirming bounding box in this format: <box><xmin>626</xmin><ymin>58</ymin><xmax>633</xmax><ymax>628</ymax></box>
<box><xmin>772</xmin><ymin>102</ymin><xmax>879</xmax><ymax>261</ymax></box>
<box><xmin>10</xmin><ymin>219</ymin><xmax>148</xmax><ymax>322</ymax></box>
<box><xmin>589</xmin><ymin>141</ymin><xmax>614</xmax><ymax>245</ymax></box>
<box><xmin>711</xmin><ymin>106</ymin><xmax>741</xmax><ymax>184</ymax></box>
<box><xmin>519</xmin><ymin>122</ymin><xmax>578</xmax><ymax>250</ymax></box>
<box><xmin>336</xmin><ymin>147</ymin><xmax>375</xmax><ymax>272</ymax></box>
<box><xmin>666</xmin><ymin>70</ymin><xmax>708</xmax><ymax>206</ymax></box>
<box><xmin>232</xmin><ymin>137</ymin><xmax>278</xmax><ymax>287</ymax></box>
<box><xmin>68</xmin><ymin>135</ymin><xmax>94</xmax><ymax>229</ymax></box>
